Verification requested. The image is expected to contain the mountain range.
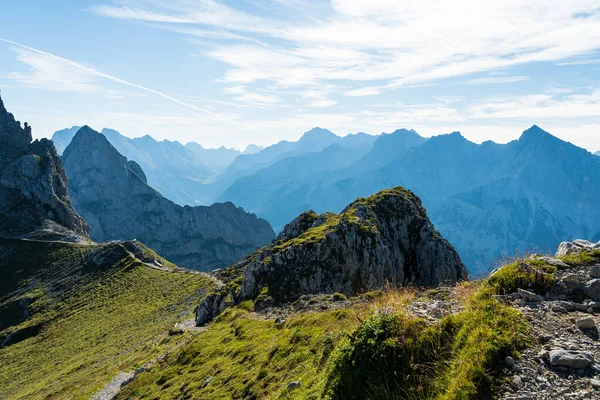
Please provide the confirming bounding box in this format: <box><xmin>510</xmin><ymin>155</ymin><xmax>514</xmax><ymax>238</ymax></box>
<box><xmin>53</xmin><ymin>122</ymin><xmax>600</xmax><ymax>275</ymax></box>
<box><xmin>52</xmin><ymin>126</ymin><xmax>259</xmax><ymax>206</ymax></box>
<box><xmin>220</xmin><ymin>126</ymin><xmax>600</xmax><ymax>273</ymax></box>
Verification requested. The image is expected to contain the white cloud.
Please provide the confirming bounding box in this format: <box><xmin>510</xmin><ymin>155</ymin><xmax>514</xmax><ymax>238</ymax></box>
<box><xmin>469</xmin><ymin>89</ymin><xmax>600</xmax><ymax>119</ymax></box>
<box><xmin>91</xmin><ymin>0</ymin><xmax>600</xmax><ymax>99</ymax></box>
<box><xmin>466</xmin><ymin>76</ymin><xmax>530</xmax><ymax>85</ymax></box>
<box><xmin>6</xmin><ymin>48</ymin><xmax>101</xmax><ymax>92</ymax></box>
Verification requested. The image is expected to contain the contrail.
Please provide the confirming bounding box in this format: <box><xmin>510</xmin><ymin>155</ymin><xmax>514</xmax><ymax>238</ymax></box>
<box><xmin>0</xmin><ymin>37</ymin><xmax>226</xmax><ymax>121</ymax></box>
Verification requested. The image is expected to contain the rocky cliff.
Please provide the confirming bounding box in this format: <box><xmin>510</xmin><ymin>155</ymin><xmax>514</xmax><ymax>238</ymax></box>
<box><xmin>62</xmin><ymin>126</ymin><xmax>274</xmax><ymax>271</ymax></box>
<box><xmin>196</xmin><ymin>187</ymin><xmax>468</xmax><ymax>325</ymax></box>
<box><xmin>0</xmin><ymin>95</ymin><xmax>88</xmax><ymax>239</ymax></box>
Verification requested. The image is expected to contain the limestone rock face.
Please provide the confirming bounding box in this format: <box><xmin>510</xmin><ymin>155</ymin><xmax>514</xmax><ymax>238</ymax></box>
<box><xmin>62</xmin><ymin>126</ymin><xmax>274</xmax><ymax>271</ymax></box>
<box><xmin>239</xmin><ymin>187</ymin><xmax>468</xmax><ymax>303</ymax></box>
<box><xmin>556</xmin><ymin>239</ymin><xmax>600</xmax><ymax>257</ymax></box>
<box><xmin>0</xmin><ymin>95</ymin><xmax>88</xmax><ymax>238</ymax></box>
<box><xmin>197</xmin><ymin>187</ymin><xmax>468</xmax><ymax>325</ymax></box>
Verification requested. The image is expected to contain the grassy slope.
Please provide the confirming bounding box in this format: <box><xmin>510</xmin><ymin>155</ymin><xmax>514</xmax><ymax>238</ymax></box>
<box><xmin>118</xmin><ymin>283</ymin><xmax>526</xmax><ymax>399</ymax></box>
<box><xmin>0</xmin><ymin>239</ymin><xmax>214</xmax><ymax>400</ymax></box>
<box><xmin>117</xmin><ymin>250</ymin><xmax>600</xmax><ymax>400</ymax></box>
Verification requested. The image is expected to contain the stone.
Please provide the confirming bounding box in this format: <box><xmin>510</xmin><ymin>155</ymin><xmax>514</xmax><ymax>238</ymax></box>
<box><xmin>62</xmin><ymin>126</ymin><xmax>275</xmax><ymax>271</ymax></box>
<box><xmin>549</xmin><ymin>350</ymin><xmax>594</xmax><ymax>369</ymax></box>
<box><xmin>168</xmin><ymin>328</ymin><xmax>184</xmax><ymax>336</ymax></box>
<box><xmin>517</xmin><ymin>288</ymin><xmax>544</xmax><ymax>303</ymax></box>
<box><xmin>563</xmin><ymin>274</ymin><xmax>582</xmax><ymax>284</ymax></box>
<box><xmin>590</xmin><ymin>266</ymin><xmax>600</xmax><ymax>279</ymax></box>
<box><xmin>535</xmin><ymin>256</ymin><xmax>570</xmax><ymax>269</ymax></box>
<box><xmin>556</xmin><ymin>240</ymin><xmax>600</xmax><ymax>257</ymax></box>
<box><xmin>505</xmin><ymin>356</ymin><xmax>516</xmax><ymax>367</ymax></box>
<box><xmin>591</xmin><ymin>379</ymin><xmax>600</xmax><ymax>388</ymax></box>
<box><xmin>288</xmin><ymin>381</ymin><xmax>301</xmax><ymax>390</ymax></box>
<box><xmin>584</xmin><ymin>279</ymin><xmax>600</xmax><ymax>302</ymax></box>
<box><xmin>510</xmin><ymin>375</ymin><xmax>523</xmax><ymax>390</ymax></box>
<box><xmin>577</xmin><ymin>317</ymin><xmax>596</xmax><ymax>330</ymax></box>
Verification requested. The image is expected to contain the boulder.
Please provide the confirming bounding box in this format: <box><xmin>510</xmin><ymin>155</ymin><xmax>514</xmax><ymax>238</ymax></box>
<box><xmin>590</xmin><ymin>266</ymin><xmax>600</xmax><ymax>279</ymax></box>
<box><xmin>584</xmin><ymin>279</ymin><xmax>600</xmax><ymax>302</ymax></box>
<box><xmin>549</xmin><ymin>350</ymin><xmax>594</xmax><ymax>369</ymax></box>
<box><xmin>577</xmin><ymin>317</ymin><xmax>596</xmax><ymax>330</ymax></box>
<box><xmin>556</xmin><ymin>240</ymin><xmax>600</xmax><ymax>257</ymax></box>
<box><xmin>517</xmin><ymin>288</ymin><xmax>544</xmax><ymax>303</ymax></box>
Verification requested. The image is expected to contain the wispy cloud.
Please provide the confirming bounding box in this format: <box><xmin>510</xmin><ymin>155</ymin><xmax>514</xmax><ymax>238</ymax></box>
<box><xmin>5</xmin><ymin>47</ymin><xmax>101</xmax><ymax>92</ymax></box>
<box><xmin>0</xmin><ymin>37</ymin><xmax>225</xmax><ymax>120</ymax></box>
<box><xmin>556</xmin><ymin>59</ymin><xmax>600</xmax><ymax>66</ymax></box>
<box><xmin>466</xmin><ymin>76</ymin><xmax>530</xmax><ymax>85</ymax></box>
<box><xmin>91</xmin><ymin>0</ymin><xmax>600</xmax><ymax>96</ymax></box>
<box><xmin>469</xmin><ymin>89</ymin><xmax>600</xmax><ymax>119</ymax></box>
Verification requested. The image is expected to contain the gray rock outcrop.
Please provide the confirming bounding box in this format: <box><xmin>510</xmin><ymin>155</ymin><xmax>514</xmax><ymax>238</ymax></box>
<box><xmin>0</xmin><ymin>94</ymin><xmax>88</xmax><ymax>238</ymax></box>
<box><xmin>62</xmin><ymin>126</ymin><xmax>274</xmax><ymax>271</ymax></box>
<box><xmin>548</xmin><ymin>350</ymin><xmax>594</xmax><ymax>369</ymax></box>
<box><xmin>556</xmin><ymin>239</ymin><xmax>600</xmax><ymax>257</ymax></box>
<box><xmin>197</xmin><ymin>186</ymin><xmax>468</xmax><ymax>325</ymax></box>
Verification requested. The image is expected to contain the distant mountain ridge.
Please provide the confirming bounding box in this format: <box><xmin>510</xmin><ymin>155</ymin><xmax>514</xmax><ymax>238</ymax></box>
<box><xmin>62</xmin><ymin>126</ymin><xmax>275</xmax><ymax>271</ymax></box>
<box><xmin>52</xmin><ymin>122</ymin><xmax>600</xmax><ymax>274</ymax></box>
<box><xmin>52</xmin><ymin>127</ymin><xmax>246</xmax><ymax>205</ymax></box>
<box><xmin>220</xmin><ymin>125</ymin><xmax>600</xmax><ymax>274</ymax></box>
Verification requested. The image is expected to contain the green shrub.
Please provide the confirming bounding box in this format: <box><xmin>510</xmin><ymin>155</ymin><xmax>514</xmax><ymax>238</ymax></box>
<box><xmin>325</xmin><ymin>312</ymin><xmax>444</xmax><ymax>400</ymax></box>
<box><xmin>486</xmin><ymin>262</ymin><xmax>554</xmax><ymax>295</ymax></box>
<box><xmin>560</xmin><ymin>250</ymin><xmax>600</xmax><ymax>266</ymax></box>
<box><xmin>332</xmin><ymin>292</ymin><xmax>347</xmax><ymax>301</ymax></box>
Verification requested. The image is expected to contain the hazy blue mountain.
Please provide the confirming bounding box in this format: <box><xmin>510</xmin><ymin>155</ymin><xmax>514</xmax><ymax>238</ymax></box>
<box><xmin>201</xmin><ymin>128</ymin><xmax>376</xmax><ymax>205</ymax></box>
<box><xmin>185</xmin><ymin>142</ymin><xmax>241</xmax><ymax>171</ymax></box>
<box><xmin>219</xmin><ymin>127</ymin><xmax>340</xmax><ymax>182</ymax></box>
<box><xmin>52</xmin><ymin>126</ymin><xmax>81</xmax><ymax>154</ymax></box>
<box><xmin>220</xmin><ymin>125</ymin><xmax>600</xmax><ymax>274</ymax></box>
<box><xmin>219</xmin><ymin>133</ymin><xmax>378</xmax><ymax>228</ymax></box>
<box><xmin>52</xmin><ymin>127</ymin><xmax>229</xmax><ymax>205</ymax></box>
<box><xmin>595</xmin><ymin>150</ymin><xmax>600</xmax><ymax>156</ymax></box>
<box><xmin>219</xmin><ymin>131</ymin><xmax>386</xmax><ymax>229</ymax></box>
<box><xmin>243</xmin><ymin>144</ymin><xmax>264</xmax><ymax>154</ymax></box>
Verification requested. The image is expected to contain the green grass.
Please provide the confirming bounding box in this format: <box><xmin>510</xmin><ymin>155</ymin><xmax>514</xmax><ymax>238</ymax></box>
<box><xmin>0</xmin><ymin>239</ymin><xmax>214</xmax><ymax>400</ymax></box>
<box><xmin>325</xmin><ymin>284</ymin><xmax>528</xmax><ymax>400</ymax></box>
<box><xmin>559</xmin><ymin>249</ymin><xmax>600</xmax><ymax>267</ymax></box>
<box><xmin>118</xmin><ymin>265</ymin><xmax>530</xmax><ymax>400</ymax></box>
<box><xmin>117</xmin><ymin>306</ymin><xmax>366</xmax><ymax>400</ymax></box>
<box><xmin>486</xmin><ymin>260</ymin><xmax>556</xmax><ymax>295</ymax></box>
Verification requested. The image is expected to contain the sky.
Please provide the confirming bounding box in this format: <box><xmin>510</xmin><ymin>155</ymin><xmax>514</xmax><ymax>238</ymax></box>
<box><xmin>1</xmin><ymin>1</ymin><xmax>600</xmax><ymax>152</ymax></box>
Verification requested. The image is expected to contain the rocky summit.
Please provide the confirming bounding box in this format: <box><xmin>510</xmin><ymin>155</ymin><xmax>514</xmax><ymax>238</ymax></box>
<box><xmin>0</xmin><ymin>95</ymin><xmax>88</xmax><ymax>239</ymax></box>
<box><xmin>196</xmin><ymin>187</ymin><xmax>468</xmax><ymax>325</ymax></box>
<box><xmin>62</xmin><ymin>126</ymin><xmax>275</xmax><ymax>271</ymax></box>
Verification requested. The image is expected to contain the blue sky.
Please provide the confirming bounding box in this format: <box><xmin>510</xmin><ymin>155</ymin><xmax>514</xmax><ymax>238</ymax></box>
<box><xmin>1</xmin><ymin>0</ymin><xmax>600</xmax><ymax>151</ymax></box>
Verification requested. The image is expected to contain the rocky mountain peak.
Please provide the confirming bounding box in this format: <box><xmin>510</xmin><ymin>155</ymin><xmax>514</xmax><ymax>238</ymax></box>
<box><xmin>300</xmin><ymin>127</ymin><xmax>336</xmax><ymax>140</ymax></box>
<box><xmin>197</xmin><ymin>186</ymin><xmax>468</xmax><ymax>325</ymax></box>
<box><xmin>518</xmin><ymin>124</ymin><xmax>557</xmax><ymax>145</ymax></box>
<box><xmin>275</xmin><ymin>210</ymin><xmax>319</xmax><ymax>242</ymax></box>
<box><xmin>0</xmin><ymin>94</ymin><xmax>88</xmax><ymax>239</ymax></box>
<box><xmin>62</xmin><ymin>127</ymin><xmax>275</xmax><ymax>270</ymax></box>
<box><xmin>0</xmin><ymin>93</ymin><xmax>32</xmax><ymax>154</ymax></box>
